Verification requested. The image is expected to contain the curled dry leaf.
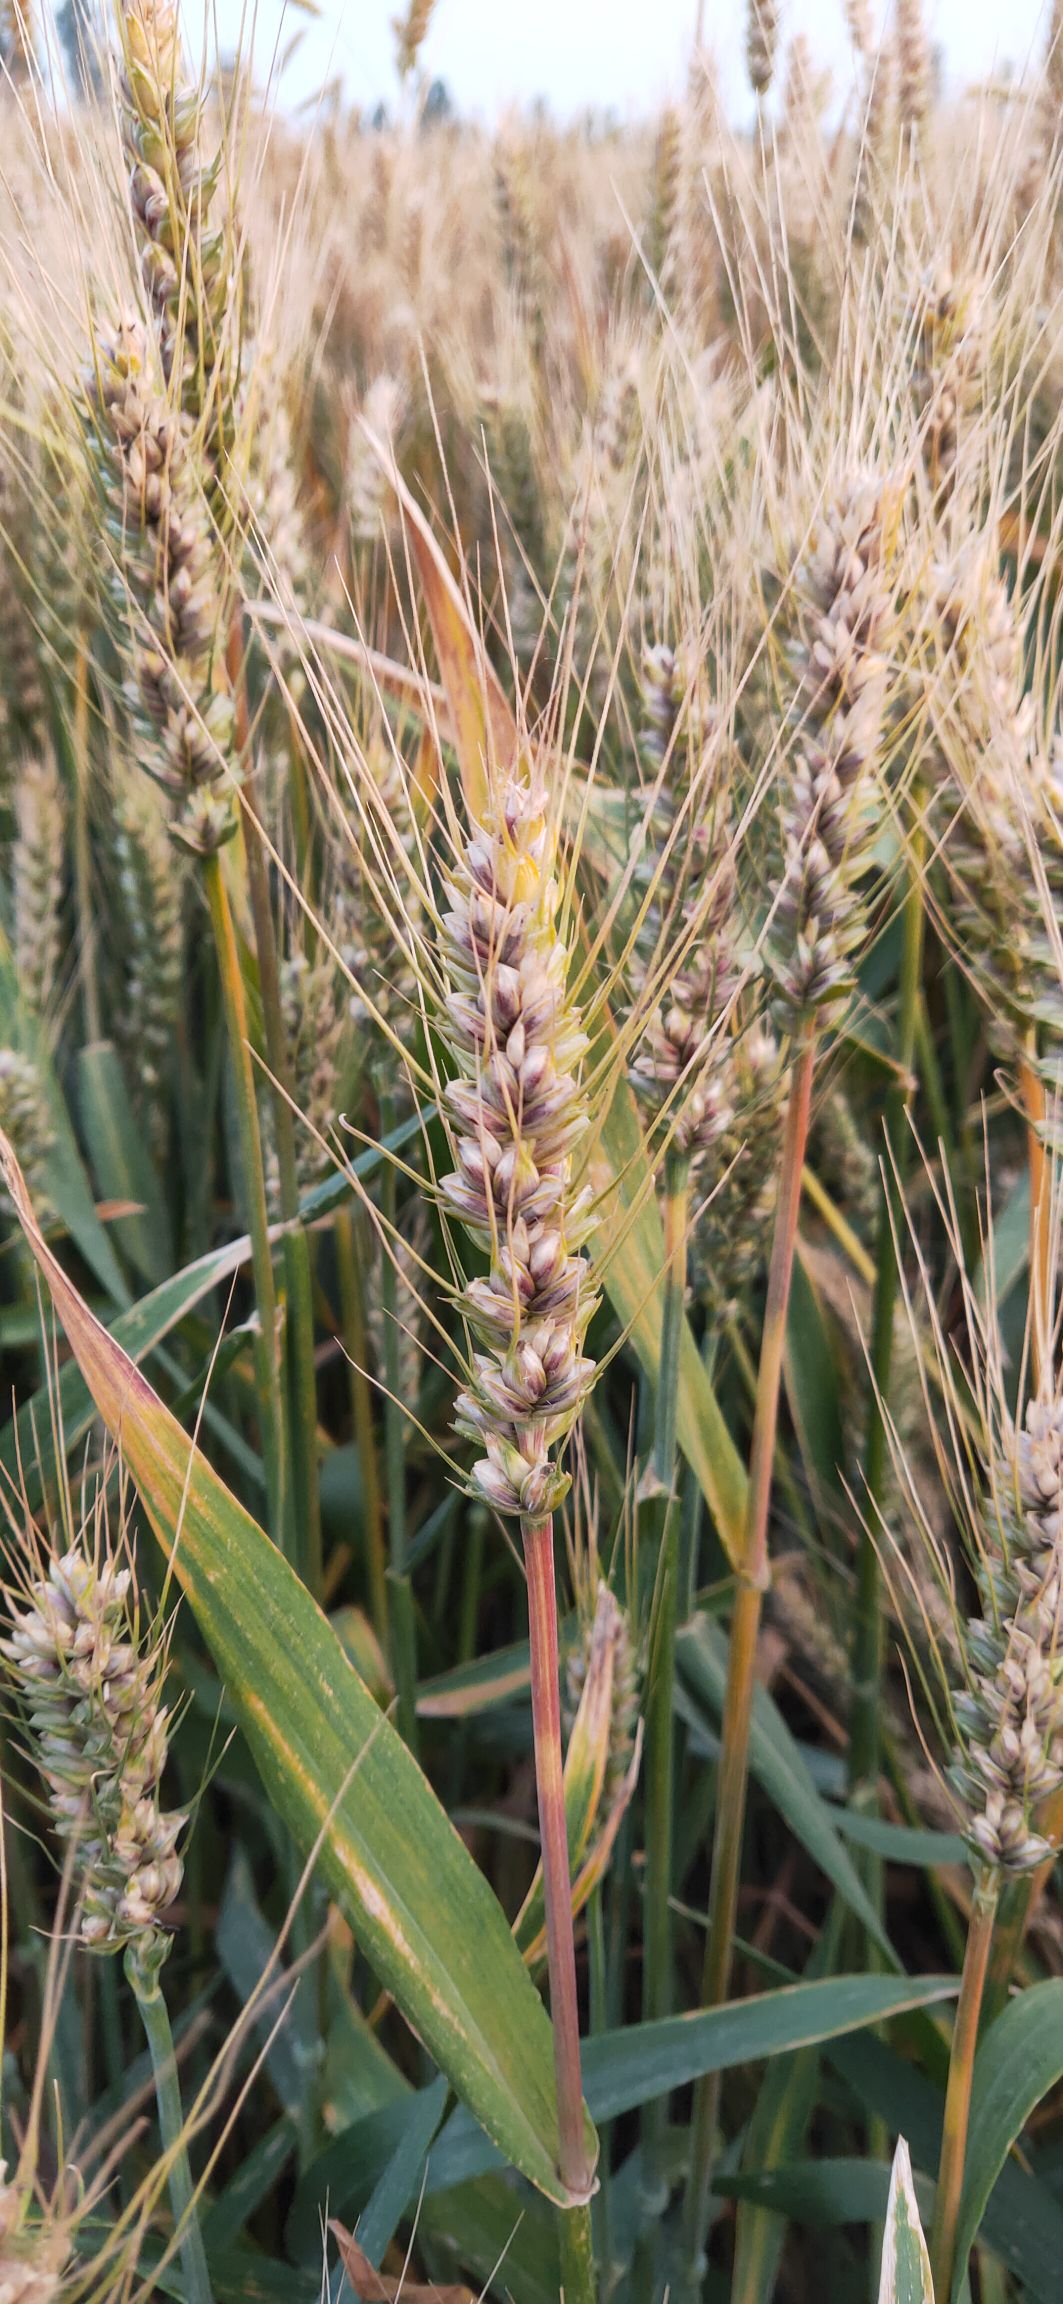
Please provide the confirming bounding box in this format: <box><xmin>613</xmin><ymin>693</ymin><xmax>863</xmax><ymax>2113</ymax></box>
<box><xmin>329</xmin><ymin>2220</ymin><xmax>475</xmax><ymax>2303</ymax></box>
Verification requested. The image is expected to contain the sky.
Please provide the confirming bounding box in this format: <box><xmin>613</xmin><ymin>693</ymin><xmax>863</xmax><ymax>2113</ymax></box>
<box><xmin>218</xmin><ymin>0</ymin><xmax>1054</xmax><ymax>123</ymax></box>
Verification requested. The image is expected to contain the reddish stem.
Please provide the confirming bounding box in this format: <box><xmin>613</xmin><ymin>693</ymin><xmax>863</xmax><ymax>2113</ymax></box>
<box><xmin>524</xmin><ymin>1515</ymin><xmax>593</xmax><ymax>2201</ymax></box>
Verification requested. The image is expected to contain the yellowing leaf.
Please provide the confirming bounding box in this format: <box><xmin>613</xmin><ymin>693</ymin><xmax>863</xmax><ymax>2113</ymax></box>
<box><xmin>0</xmin><ymin>1135</ymin><xmax>596</xmax><ymax>2209</ymax></box>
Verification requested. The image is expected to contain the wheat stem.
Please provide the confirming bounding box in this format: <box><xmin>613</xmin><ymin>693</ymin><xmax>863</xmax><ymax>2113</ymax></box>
<box><xmin>851</xmin><ymin>846</ymin><xmax>925</xmax><ymax>1807</ymax></box>
<box><xmin>126</xmin><ymin>1934</ymin><xmax>213</xmax><ymax>2304</ymax></box>
<box><xmin>558</xmin><ymin>2196</ymin><xmax>597</xmax><ymax>2304</ymax></box>
<box><xmin>586</xmin><ymin>1886</ymin><xmax>614</xmax><ymax>2283</ymax></box>
<box><xmin>654</xmin><ymin>1152</ymin><xmax>690</xmax><ymax>1491</ymax></box>
<box><xmin>335</xmin><ymin>1207</ymin><xmax>389</xmax><ymax>1641</ymax></box>
<box><xmin>931</xmin><ymin>1873</ymin><xmax>999</xmax><ymax>2303</ymax></box>
<box><xmin>525</xmin><ymin>1514</ymin><xmax>594</xmax><ymax>2207</ymax></box>
<box><xmin>380</xmin><ymin>1095</ymin><xmax>419</xmax><ymax>1751</ymax></box>
<box><xmin>639</xmin><ymin>1150</ymin><xmax>690</xmax><ymax>2268</ymax></box>
<box><xmin>1020</xmin><ymin>1051</ymin><xmax>1051</xmax><ymax>1396</ymax></box>
<box><xmin>681</xmin><ymin>1025</ymin><xmax>816</xmax><ymax>2287</ymax></box>
<box><xmin>232</xmin><ymin>635</ymin><xmax>322</xmax><ymax>1598</ymax></box>
<box><xmin>202</xmin><ymin>850</ymin><xmax>286</xmax><ymax>1551</ymax></box>
<box><xmin>73</xmin><ymin>635</ymin><xmax>102</xmax><ymax>1045</ymax></box>
<box><xmin>741</xmin><ymin>1030</ymin><xmax>817</xmax><ymax>1592</ymax></box>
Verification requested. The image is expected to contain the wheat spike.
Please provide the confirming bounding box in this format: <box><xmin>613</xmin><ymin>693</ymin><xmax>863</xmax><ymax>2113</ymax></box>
<box><xmin>439</xmin><ymin>775</ymin><xmax>599</xmax><ymax>1524</ymax></box>
<box><xmin>4</xmin><ymin>1528</ymin><xmax>185</xmax><ymax>1950</ymax></box>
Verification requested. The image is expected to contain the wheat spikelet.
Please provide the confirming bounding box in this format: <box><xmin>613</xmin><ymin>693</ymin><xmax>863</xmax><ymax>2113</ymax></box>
<box><xmin>492</xmin><ymin>130</ymin><xmax>547</xmax><ymax>351</ymax></box>
<box><xmin>627</xmin><ymin>646</ymin><xmax>741</xmax><ymax>1167</ymax></box>
<box><xmin>781</xmin><ymin>33</ymin><xmax>827</xmax><ymax>138</ymax></box>
<box><xmin>366</xmin><ymin>1202</ymin><xmax>430</xmax><ymax>1430</ymax></box>
<box><xmin>13</xmin><ymin>755</ymin><xmax>64</xmax><ymax>1026</ymax></box>
<box><xmin>362</xmin><ymin>139</ymin><xmax>394</xmax><ymax>258</ymax></box>
<box><xmin>113</xmin><ymin>777</ymin><xmax>186</xmax><ymax>1151</ymax></box>
<box><xmin>1046</xmin><ymin>0</ymin><xmax>1063</xmax><ymax>155</ymax></box>
<box><xmin>921</xmin><ymin>541</ymin><xmax>1052</xmax><ymax>1067</ymax></box>
<box><xmin>392</xmin><ymin>0</ymin><xmax>436</xmax><ymax>81</ymax></box>
<box><xmin>810</xmin><ymin>1081</ymin><xmax>881</xmax><ymax>1236</ymax></box>
<box><xmin>478</xmin><ymin>383</ymin><xmax>546</xmax><ymax>669</ymax></box>
<box><xmin>746</xmin><ymin>0</ymin><xmax>780</xmax><ymax>99</ymax></box>
<box><xmin>647</xmin><ymin>107</ymin><xmax>682</xmax><ymax>288</ymax></box>
<box><xmin>263</xmin><ymin>948</ymin><xmax>346</xmax><ymax>1207</ymax></box>
<box><xmin>680</xmin><ymin>48</ymin><xmax>723</xmax><ymax>310</ymax></box>
<box><xmin>334</xmin><ymin>736</ymin><xmax>420</xmax><ymax>1094</ymax></box>
<box><xmin>689</xmin><ymin>1023</ymin><xmax>785</xmax><ymax>1315</ymax></box>
<box><xmin>244</xmin><ymin>377</ymin><xmax>312</xmax><ymax>620</ymax></box>
<box><xmin>86</xmin><ymin>313</ymin><xmax>236</xmax><ymax>855</ymax></box>
<box><xmin>895</xmin><ymin>0</ymin><xmax>929</xmax><ymax>137</ymax></box>
<box><xmin>480</xmin><ymin>384</ymin><xmax>544</xmax><ymax>564</ymax></box>
<box><xmin>0</xmin><ymin>448</ymin><xmax>45</xmax><ymax>752</ymax></box>
<box><xmin>909</xmin><ymin>266</ymin><xmax>984</xmax><ymax>498</ymax></box>
<box><xmin>852</xmin><ymin>43</ymin><xmax>895</xmax><ymax>245</ymax></box>
<box><xmin>950</xmin><ymin>1391</ymin><xmax>1063</xmax><ymax>1874</ymax></box>
<box><xmin>119</xmin><ymin>0</ymin><xmax>240</xmax><ymax>481</ymax></box>
<box><xmin>0</xmin><ymin>2174</ymin><xmax>70</xmax><ymax>2304</ymax></box>
<box><xmin>764</xmin><ymin>476</ymin><xmax>893</xmax><ymax>1025</ymax></box>
<box><xmin>777</xmin><ymin>36</ymin><xmax>834</xmax><ymax>291</ymax></box>
<box><xmin>439</xmin><ymin>775</ymin><xmax>599</xmax><ymax>1523</ymax></box>
<box><xmin>770</xmin><ymin>1565</ymin><xmax>851</xmax><ymax>1695</ymax></box>
<box><xmin>347</xmin><ymin>373</ymin><xmax>405</xmax><ymax>547</ymax></box>
<box><xmin>843</xmin><ymin>0</ymin><xmax>874</xmax><ymax>64</ymax></box>
<box><xmin>564</xmin><ymin>1584</ymin><xmax>642</xmax><ymax>1804</ymax></box>
<box><xmin>3</xmin><ymin>1523</ymin><xmax>185</xmax><ymax>1949</ymax></box>
<box><xmin>0</xmin><ymin>1051</ymin><xmax>53</xmax><ymax>1218</ymax></box>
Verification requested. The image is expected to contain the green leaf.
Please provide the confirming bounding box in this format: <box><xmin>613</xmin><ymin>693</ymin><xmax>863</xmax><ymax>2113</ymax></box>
<box><xmin>784</xmin><ymin>1246</ymin><xmax>846</xmax><ymax>1515</ymax></box>
<box><xmin>731</xmin><ymin>1910</ymin><xmax>840</xmax><ymax>2304</ymax></box>
<box><xmin>731</xmin><ymin>2036</ymin><xmax>821</xmax><ymax>2304</ymax></box>
<box><xmin>979</xmin><ymin>1167</ymin><xmax>1030</xmax><ymax>1312</ymax></box>
<box><xmin>0</xmin><ymin>936</ymin><xmax>128</xmax><ymax>1303</ymax></box>
<box><xmin>0</xmin><ymin>1138</ymin><xmax>594</xmax><ymax>2209</ymax></box>
<box><xmin>953</xmin><ymin>1978</ymin><xmax>1063</xmax><ymax>2296</ymax></box>
<box><xmin>3</xmin><ymin>1232</ymin><xmax>253</xmax><ymax>1508</ymax></box>
<box><xmin>676</xmin><ymin>1614</ymin><xmax>894</xmax><ymax>1956</ymax></box>
<box><xmin>217</xmin><ymin>1852</ymin><xmax>315</xmax><ymax>2122</ymax></box>
<box><xmin>76</xmin><ymin>1039</ymin><xmax>173</xmax><ymax>1286</ymax></box>
<box><xmin>202</xmin><ymin>2120</ymin><xmax>298</xmax><ymax>2255</ymax></box>
<box><xmin>828</xmin><ymin>2030</ymin><xmax>1063</xmax><ymax>2303</ymax></box>
<box><xmin>579</xmin><ymin>1975</ymin><xmax>956</xmax><ymax>2125</ymax></box>
<box><xmin>720</xmin><ymin>2155</ymin><xmax>934</xmax><ymax>2227</ymax></box>
<box><xmin>287</xmin><ymin>2096</ymin><xmax>416</xmax><ymax>2260</ymax></box>
<box><xmin>295</xmin><ymin>1976</ymin><xmax>957</xmax><ymax>2224</ymax></box>
<box><xmin>156</xmin><ymin>2252</ymin><xmax>318</xmax><ymax>2303</ymax></box>
<box><xmin>356</xmin><ymin>2074</ymin><xmax>450</xmax><ymax>2268</ymax></box>
<box><xmin>833</xmin><ymin>1811</ymin><xmax>966</xmax><ymax>1868</ymax></box>
<box><xmin>3</xmin><ymin>1123</ymin><xmax>420</xmax><ymax>1511</ymax></box>
<box><xmin>419</xmin><ymin>2176</ymin><xmax>560</xmax><ymax>2304</ymax></box>
<box><xmin>879</xmin><ymin>2138</ymin><xmax>935</xmax><ymax>2304</ymax></box>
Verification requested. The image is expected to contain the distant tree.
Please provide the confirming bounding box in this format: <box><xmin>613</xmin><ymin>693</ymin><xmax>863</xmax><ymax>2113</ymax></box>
<box><xmin>55</xmin><ymin>0</ymin><xmax>103</xmax><ymax>91</ymax></box>
<box><xmin>421</xmin><ymin>75</ymin><xmax>453</xmax><ymax>125</ymax></box>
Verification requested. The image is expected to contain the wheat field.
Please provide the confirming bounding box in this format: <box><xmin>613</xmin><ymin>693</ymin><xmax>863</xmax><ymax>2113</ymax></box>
<box><xmin>1</xmin><ymin>3</ymin><xmax>1063</xmax><ymax>2300</ymax></box>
